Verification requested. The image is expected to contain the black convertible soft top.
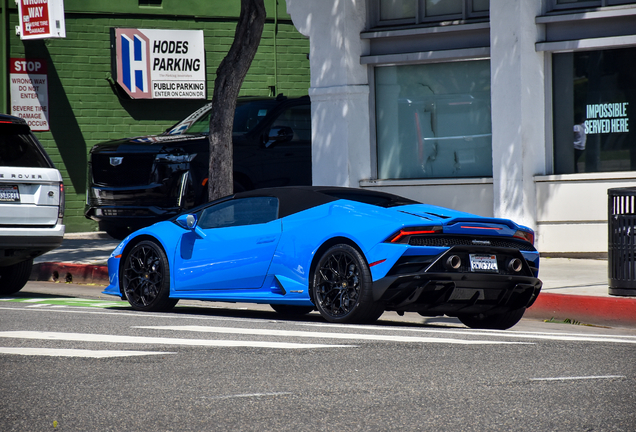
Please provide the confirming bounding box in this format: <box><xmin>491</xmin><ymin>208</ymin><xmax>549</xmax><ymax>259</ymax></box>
<box><xmin>235</xmin><ymin>186</ymin><xmax>419</xmax><ymax>219</ymax></box>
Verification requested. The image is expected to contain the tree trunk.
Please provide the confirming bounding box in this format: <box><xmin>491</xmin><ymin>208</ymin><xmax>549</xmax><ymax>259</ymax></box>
<box><xmin>208</xmin><ymin>0</ymin><xmax>266</xmax><ymax>202</ymax></box>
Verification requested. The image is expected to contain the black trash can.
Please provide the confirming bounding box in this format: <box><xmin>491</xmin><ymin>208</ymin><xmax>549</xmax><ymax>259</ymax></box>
<box><xmin>608</xmin><ymin>187</ymin><xmax>636</xmax><ymax>296</ymax></box>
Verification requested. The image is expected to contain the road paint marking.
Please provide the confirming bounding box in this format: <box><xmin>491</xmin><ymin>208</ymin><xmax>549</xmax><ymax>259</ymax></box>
<box><xmin>530</xmin><ymin>375</ymin><xmax>626</xmax><ymax>382</ymax></box>
<box><xmin>203</xmin><ymin>392</ymin><xmax>292</xmax><ymax>400</ymax></box>
<box><xmin>0</xmin><ymin>331</ymin><xmax>350</xmax><ymax>349</ymax></box>
<box><xmin>298</xmin><ymin>322</ymin><xmax>636</xmax><ymax>344</ymax></box>
<box><xmin>135</xmin><ymin>325</ymin><xmax>532</xmax><ymax>345</ymax></box>
<box><xmin>3</xmin><ymin>305</ymin><xmax>635</xmax><ymax>345</ymax></box>
<box><xmin>0</xmin><ymin>347</ymin><xmax>174</xmax><ymax>358</ymax></box>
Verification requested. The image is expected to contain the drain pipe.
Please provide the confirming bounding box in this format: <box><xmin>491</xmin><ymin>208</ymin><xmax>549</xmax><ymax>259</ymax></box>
<box><xmin>1</xmin><ymin>0</ymin><xmax>9</xmax><ymax>114</ymax></box>
<box><xmin>272</xmin><ymin>0</ymin><xmax>278</xmax><ymax>96</ymax></box>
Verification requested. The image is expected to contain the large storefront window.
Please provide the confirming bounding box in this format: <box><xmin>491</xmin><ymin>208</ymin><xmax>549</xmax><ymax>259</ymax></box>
<box><xmin>375</xmin><ymin>60</ymin><xmax>492</xmax><ymax>180</ymax></box>
<box><xmin>553</xmin><ymin>47</ymin><xmax>636</xmax><ymax>174</ymax></box>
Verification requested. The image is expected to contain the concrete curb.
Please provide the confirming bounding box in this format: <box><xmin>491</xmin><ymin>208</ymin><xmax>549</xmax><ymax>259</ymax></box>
<box><xmin>526</xmin><ymin>293</ymin><xmax>636</xmax><ymax>328</ymax></box>
<box><xmin>31</xmin><ymin>262</ymin><xmax>109</xmax><ymax>285</ymax></box>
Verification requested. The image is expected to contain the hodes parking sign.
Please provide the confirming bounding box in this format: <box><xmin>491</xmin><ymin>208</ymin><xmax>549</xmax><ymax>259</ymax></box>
<box><xmin>113</xmin><ymin>28</ymin><xmax>206</xmax><ymax>99</ymax></box>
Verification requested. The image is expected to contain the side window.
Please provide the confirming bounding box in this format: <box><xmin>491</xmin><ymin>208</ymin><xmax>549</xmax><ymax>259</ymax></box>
<box><xmin>198</xmin><ymin>197</ymin><xmax>279</xmax><ymax>229</ymax></box>
<box><xmin>269</xmin><ymin>105</ymin><xmax>311</xmax><ymax>142</ymax></box>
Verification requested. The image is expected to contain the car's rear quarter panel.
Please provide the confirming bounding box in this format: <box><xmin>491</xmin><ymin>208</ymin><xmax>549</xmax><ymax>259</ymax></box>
<box><xmin>269</xmin><ymin>201</ymin><xmax>422</xmax><ymax>290</ymax></box>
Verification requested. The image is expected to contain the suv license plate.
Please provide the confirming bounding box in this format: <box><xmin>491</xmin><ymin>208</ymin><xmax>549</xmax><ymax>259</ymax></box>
<box><xmin>0</xmin><ymin>185</ymin><xmax>20</xmax><ymax>202</ymax></box>
<box><xmin>469</xmin><ymin>254</ymin><xmax>498</xmax><ymax>273</ymax></box>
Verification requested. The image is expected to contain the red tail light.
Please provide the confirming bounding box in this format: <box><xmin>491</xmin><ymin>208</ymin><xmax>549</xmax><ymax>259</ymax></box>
<box><xmin>58</xmin><ymin>182</ymin><xmax>65</xmax><ymax>221</ymax></box>
<box><xmin>513</xmin><ymin>229</ymin><xmax>534</xmax><ymax>245</ymax></box>
<box><xmin>386</xmin><ymin>226</ymin><xmax>442</xmax><ymax>244</ymax></box>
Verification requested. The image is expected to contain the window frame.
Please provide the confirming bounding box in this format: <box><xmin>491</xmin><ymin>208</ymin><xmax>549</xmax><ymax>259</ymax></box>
<box><xmin>373</xmin><ymin>58</ymin><xmax>494</xmax><ymax>181</ymax></box>
<box><xmin>548</xmin><ymin>0</ymin><xmax>636</xmax><ymax>12</ymax></box>
<box><xmin>550</xmin><ymin>46</ymin><xmax>636</xmax><ymax>175</ymax></box>
<box><xmin>371</xmin><ymin>0</ymin><xmax>489</xmax><ymax>28</ymax></box>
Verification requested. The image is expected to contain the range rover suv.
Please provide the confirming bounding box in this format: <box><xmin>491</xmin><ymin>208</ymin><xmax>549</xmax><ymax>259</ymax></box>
<box><xmin>85</xmin><ymin>95</ymin><xmax>311</xmax><ymax>239</ymax></box>
<box><xmin>0</xmin><ymin>114</ymin><xmax>65</xmax><ymax>294</ymax></box>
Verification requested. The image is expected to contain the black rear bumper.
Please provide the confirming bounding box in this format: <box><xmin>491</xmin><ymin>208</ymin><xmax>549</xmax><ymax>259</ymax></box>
<box><xmin>0</xmin><ymin>234</ymin><xmax>64</xmax><ymax>267</ymax></box>
<box><xmin>373</xmin><ymin>247</ymin><xmax>542</xmax><ymax>316</ymax></box>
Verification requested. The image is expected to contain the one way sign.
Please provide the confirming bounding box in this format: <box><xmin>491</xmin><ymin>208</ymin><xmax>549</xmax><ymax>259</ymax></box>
<box><xmin>16</xmin><ymin>0</ymin><xmax>66</xmax><ymax>40</ymax></box>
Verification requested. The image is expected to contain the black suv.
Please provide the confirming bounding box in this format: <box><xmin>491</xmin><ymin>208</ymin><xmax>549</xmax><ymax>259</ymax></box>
<box><xmin>0</xmin><ymin>114</ymin><xmax>65</xmax><ymax>294</ymax></box>
<box><xmin>85</xmin><ymin>95</ymin><xmax>311</xmax><ymax>239</ymax></box>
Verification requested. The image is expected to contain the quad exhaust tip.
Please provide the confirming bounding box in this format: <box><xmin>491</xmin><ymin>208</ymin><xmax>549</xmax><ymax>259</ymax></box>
<box><xmin>508</xmin><ymin>258</ymin><xmax>523</xmax><ymax>273</ymax></box>
<box><xmin>445</xmin><ymin>255</ymin><xmax>462</xmax><ymax>270</ymax></box>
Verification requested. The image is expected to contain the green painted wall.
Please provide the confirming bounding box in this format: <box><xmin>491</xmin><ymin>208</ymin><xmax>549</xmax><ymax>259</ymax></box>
<box><xmin>2</xmin><ymin>1</ymin><xmax>309</xmax><ymax>232</ymax></box>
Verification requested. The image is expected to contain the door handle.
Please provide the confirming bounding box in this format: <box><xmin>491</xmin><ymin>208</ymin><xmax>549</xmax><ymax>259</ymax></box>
<box><xmin>256</xmin><ymin>236</ymin><xmax>277</xmax><ymax>244</ymax></box>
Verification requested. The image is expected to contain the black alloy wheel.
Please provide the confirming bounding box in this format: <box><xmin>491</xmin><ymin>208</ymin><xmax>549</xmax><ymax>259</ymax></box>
<box><xmin>312</xmin><ymin>244</ymin><xmax>383</xmax><ymax>324</ymax></box>
<box><xmin>122</xmin><ymin>240</ymin><xmax>177</xmax><ymax>312</ymax></box>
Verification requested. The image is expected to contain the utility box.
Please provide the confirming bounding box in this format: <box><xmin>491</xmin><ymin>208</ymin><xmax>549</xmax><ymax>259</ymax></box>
<box><xmin>608</xmin><ymin>187</ymin><xmax>636</xmax><ymax>296</ymax></box>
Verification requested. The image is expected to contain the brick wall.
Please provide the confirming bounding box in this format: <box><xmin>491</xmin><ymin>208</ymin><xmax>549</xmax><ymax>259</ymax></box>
<box><xmin>7</xmin><ymin>10</ymin><xmax>310</xmax><ymax>232</ymax></box>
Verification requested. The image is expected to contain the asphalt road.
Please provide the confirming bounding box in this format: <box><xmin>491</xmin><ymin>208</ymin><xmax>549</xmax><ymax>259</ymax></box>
<box><xmin>1</xmin><ymin>282</ymin><xmax>636</xmax><ymax>431</ymax></box>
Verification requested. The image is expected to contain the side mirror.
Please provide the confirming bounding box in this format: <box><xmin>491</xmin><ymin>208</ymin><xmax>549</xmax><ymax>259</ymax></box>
<box><xmin>176</xmin><ymin>214</ymin><xmax>206</xmax><ymax>238</ymax></box>
<box><xmin>176</xmin><ymin>214</ymin><xmax>197</xmax><ymax>230</ymax></box>
<box><xmin>264</xmin><ymin>126</ymin><xmax>294</xmax><ymax>148</ymax></box>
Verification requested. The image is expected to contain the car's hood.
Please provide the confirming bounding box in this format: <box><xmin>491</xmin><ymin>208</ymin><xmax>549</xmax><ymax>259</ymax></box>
<box><xmin>90</xmin><ymin>133</ymin><xmax>206</xmax><ymax>154</ymax></box>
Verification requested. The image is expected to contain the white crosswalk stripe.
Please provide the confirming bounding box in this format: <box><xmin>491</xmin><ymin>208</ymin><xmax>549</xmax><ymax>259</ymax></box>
<box><xmin>2</xmin><ymin>300</ymin><xmax>635</xmax><ymax>358</ymax></box>
<box><xmin>135</xmin><ymin>325</ymin><xmax>533</xmax><ymax>345</ymax></box>
<box><xmin>296</xmin><ymin>322</ymin><xmax>636</xmax><ymax>344</ymax></box>
<box><xmin>0</xmin><ymin>347</ymin><xmax>174</xmax><ymax>358</ymax></box>
<box><xmin>0</xmin><ymin>331</ymin><xmax>352</xmax><ymax>350</ymax></box>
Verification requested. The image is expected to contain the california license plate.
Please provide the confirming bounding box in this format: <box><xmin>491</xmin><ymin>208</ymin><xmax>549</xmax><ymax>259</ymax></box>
<box><xmin>0</xmin><ymin>185</ymin><xmax>20</xmax><ymax>202</ymax></box>
<box><xmin>469</xmin><ymin>254</ymin><xmax>498</xmax><ymax>273</ymax></box>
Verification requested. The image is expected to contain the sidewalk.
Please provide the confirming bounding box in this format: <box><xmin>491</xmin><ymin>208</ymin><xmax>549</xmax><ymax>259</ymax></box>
<box><xmin>30</xmin><ymin>232</ymin><xmax>636</xmax><ymax>328</ymax></box>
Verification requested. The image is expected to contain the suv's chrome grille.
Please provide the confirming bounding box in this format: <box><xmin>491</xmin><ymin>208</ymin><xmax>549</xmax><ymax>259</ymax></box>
<box><xmin>92</xmin><ymin>154</ymin><xmax>155</xmax><ymax>186</ymax></box>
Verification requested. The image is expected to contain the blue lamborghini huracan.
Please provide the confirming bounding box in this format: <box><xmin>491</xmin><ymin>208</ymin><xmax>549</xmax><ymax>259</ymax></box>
<box><xmin>103</xmin><ymin>186</ymin><xmax>542</xmax><ymax>329</ymax></box>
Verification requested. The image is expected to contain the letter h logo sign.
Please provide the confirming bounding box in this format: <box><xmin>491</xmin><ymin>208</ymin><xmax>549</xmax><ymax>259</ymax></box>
<box><xmin>115</xmin><ymin>29</ymin><xmax>151</xmax><ymax>99</ymax></box>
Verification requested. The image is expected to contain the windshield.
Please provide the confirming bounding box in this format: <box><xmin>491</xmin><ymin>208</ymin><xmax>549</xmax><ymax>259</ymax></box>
<box><xmin>167</xmin><ymin>99</ymin><xmax>278</xmax><ymax>136</ymax></box>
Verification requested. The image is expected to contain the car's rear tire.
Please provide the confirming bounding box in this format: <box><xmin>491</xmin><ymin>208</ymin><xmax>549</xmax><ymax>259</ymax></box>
<box><xmin>311</xmin><ymin>244</ymin><xmax>384</xmax><ymax>324</ymax></box>
<box><xmin>457</xmin><ymin>308</ymin><xmax>526</xmax><ymax>330</ymax></box>
<box><xmin>122</xmin><ymin>240</ymin><xmax>177</xmax><ymax>312</ymax></box>
<box><xmin>270</xmin><ymin>304</ymin><xmax>315</xmax><ymax>316</ymax></box>
<box><xmin>0</xmin><ymin>259</ymin><xmax>33</xmax><ymax>295</ymax></box>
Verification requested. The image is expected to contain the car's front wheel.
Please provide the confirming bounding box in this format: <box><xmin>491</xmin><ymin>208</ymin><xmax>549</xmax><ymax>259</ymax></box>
<box><xmin>0</xmin><ymin>259</ymin><xmax>33</xmax><ymax>295</ymax></box>
<box><xmin>457</xmin><ymin>308</ymin><xmax>526</xmax><ymax>330</ymax></box>
<box><xmin>311</xmin><ymin>244</ymin><xmax>384</xmax><ymax>324</ymax></box>
<box><xmin>122</xmin><ymin>240</ymin><xmax>177</xmax><ymax>312</ymax></box>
